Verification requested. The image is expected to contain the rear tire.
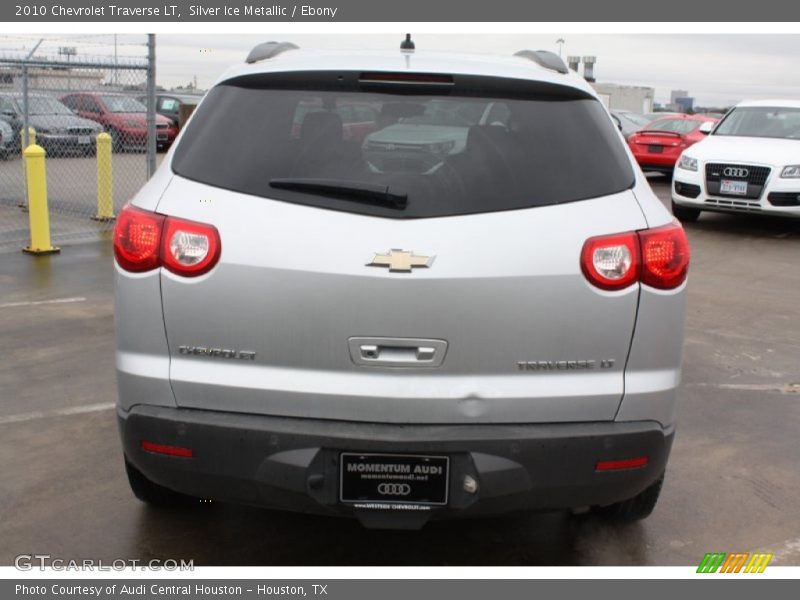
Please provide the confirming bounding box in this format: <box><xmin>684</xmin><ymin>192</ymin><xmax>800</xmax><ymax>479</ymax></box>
<box><xmin>671</xmin><ymin>200</ymin><xmax>701</xmax><ymax>223</ymax></box>
<box><xmin>124</xmin><ymin>458</ymin><xmax>196</xmax><ymax>508</ymax></box>
<box><xmin>593</xmin><ymin>473</ymin><xmax>664</xmax><ymax>522</ymax></box>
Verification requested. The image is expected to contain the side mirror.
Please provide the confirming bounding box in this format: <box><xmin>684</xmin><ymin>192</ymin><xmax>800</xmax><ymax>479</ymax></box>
<box><xmin>698</xmin><ymin>121</ymin><xmax>714</xmax><ymax>135</ymax></box>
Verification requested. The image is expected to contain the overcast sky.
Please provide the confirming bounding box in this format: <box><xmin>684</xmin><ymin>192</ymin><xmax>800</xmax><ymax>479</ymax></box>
<box><xmin>1</xmin><ymin>33</ymin><xmax>799</xmax><ymax>107</ymax></box>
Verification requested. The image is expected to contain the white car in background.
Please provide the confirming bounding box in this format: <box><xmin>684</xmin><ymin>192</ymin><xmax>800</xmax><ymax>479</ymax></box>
<box><xmin>0</xmin><ymin>117</ymin><xmax>13</xmax><ymax>158</ymax></box>
<box><xmin>672</xmin><ymin>99</ymin><xmax>800</xmax><ymax>221</ymax></box>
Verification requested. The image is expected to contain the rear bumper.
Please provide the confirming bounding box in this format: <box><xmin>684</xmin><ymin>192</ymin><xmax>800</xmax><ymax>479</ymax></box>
<box><xmin>119</xmin><ymin>404</ymin><xmax>674</xmax><ymax>528</ymax></box>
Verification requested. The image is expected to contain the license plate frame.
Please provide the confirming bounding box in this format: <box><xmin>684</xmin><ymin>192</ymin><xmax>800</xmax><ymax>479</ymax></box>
<box><xmin>339</xmin><ymin>452</ymin><xmax>449</xmax><ymax>506</ymax></box>
<box><xmin>720</xmin><ymin>179</ymin><xmax>748</xmax><ymax>196</ymax></box>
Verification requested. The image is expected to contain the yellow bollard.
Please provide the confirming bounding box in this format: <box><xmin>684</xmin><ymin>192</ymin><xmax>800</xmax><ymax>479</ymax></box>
<box><xmin>18</xmin><ymin>128</ymin><xmax>36</xmax><ymax>209</ymax></box>
<box><xmin>22</xmin><ymin>144</ymin><xmax>60</xmax><ymax>255</ymax></box>
<box><xmin>20</xmin><ymin>126</ymin><xmax>36</xmax><ymax>148</ymax></box>
<box><xmin>92</xmin><ymin>132</ymin><xmax>115</xmax><ymax>221</ymax></box>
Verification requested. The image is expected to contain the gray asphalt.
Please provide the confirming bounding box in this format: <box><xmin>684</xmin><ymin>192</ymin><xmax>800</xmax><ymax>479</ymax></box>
<box><xmin>1</xmin><ymin>176</ymin><xmax>799</xmax><ymax>566</ymax></box>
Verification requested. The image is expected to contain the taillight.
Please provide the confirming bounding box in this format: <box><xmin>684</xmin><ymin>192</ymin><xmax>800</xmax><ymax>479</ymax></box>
<box><xmin>113</xmin><ymin>205</ymin><xmax>221</xmax><ymax>277</ymax></box>
<box><xmin>581</xmin><ymin>223</ymin><xmax>689</xmax><ymax>291</ymax></box>
<box><xmin>113</xmin><ymin>206</ymin><xmax>164</xmax><ymax>272</ymax></box>
<box><xmin>161</xmin><ymin>215</ymin><xmax>221</xmax><ymax>277</ymax></box>
<box><xmin>580</xmin><ymin>232</ymin><xmax>639</xmax><ymax>291</ymax></box>
<box><xmin>639</xmin><ymin>223</ymin><xmax>690</xmax><ymax>289</ymax></box>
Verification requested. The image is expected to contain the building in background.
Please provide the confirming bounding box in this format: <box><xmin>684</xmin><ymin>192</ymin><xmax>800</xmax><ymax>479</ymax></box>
<box><xmin>667</xmin><ymin>89</ymin><xmax>694</xmax><ymax>112</ymax></box>
<box><xmin>592</xmin><ymin>82</ymin><xmax>655</xmax><ymax>114</ymax></box>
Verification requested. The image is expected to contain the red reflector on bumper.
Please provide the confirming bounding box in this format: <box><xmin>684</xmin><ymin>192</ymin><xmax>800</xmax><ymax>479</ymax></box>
<box><xmin>595</xmin><ymin>456</ymin><xmax>648</xmax><ymax>471</ymax></box>
<box><xmin>141</xmin><ymin>440</ymin><xmax>193</xmax><ymax>458</ymax></box>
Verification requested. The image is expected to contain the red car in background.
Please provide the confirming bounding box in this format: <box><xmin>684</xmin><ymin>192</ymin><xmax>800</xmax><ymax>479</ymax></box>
<box><xmin>628</xmin><ymin>114</ymin><xmax>718</xmax><ymax>174</ymax></box>
<box><xmin>60</xmin><ymin>92</ymin><xmax>178</xmax><ymax>152</ymax></box>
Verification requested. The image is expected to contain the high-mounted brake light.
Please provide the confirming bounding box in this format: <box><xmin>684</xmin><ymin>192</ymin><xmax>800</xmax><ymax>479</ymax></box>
<box><xmin>113</xmin><ymin>205</ymin><xmax>221</xmax><ymax>277</ymax></box>
<box><xmin>581</xmin><ymin>222</ymin><xmax>689</xmax><ymax>291</ymax></box>
<box><xmin>359</xmin><ymin>72</ymin><xmax>454</xmax><ymax>85</ymax></box>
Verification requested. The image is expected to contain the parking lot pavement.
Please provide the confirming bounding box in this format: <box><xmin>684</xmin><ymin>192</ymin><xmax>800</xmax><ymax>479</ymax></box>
<box><xmin>0</xmin><ymin>153</ymin><xmax>161</xmax><ymax>251</ymax></box>
<box><xmin>1</xmin><ymin>176</ymin><xmax>799</xmax><ymax>566</ymax></box>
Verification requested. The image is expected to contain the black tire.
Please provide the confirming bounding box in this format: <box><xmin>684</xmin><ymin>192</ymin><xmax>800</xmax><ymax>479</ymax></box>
<box><xmin>672</xmin><ymin>200</ymin><xmax>701</xmax><ymax>223</ymax></box>
<box><xmin>124</xmin><ymin>458</ymin><xmax>196</xmax><ymax>508</ymax></box>
<box><xmin>109</xmin><ymin>128</ymin><xmax>124</xmax><ymax>153</ymax></box>
<box><xmin>593</xmin><ymin>473</ymin><xmax>664</xmax><ymax>522</ymax></box>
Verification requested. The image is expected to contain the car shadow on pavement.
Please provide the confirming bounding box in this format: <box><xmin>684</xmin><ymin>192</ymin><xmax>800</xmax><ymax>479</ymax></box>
<box><xmin>681</xmin><ymin>212</ymin><xmax>800</xmax><ymax>239</ymax></box>
<box><xmin>129</xmin><ymin>501</ymin><xmax>650</xmax><ymax>566</ymax></box>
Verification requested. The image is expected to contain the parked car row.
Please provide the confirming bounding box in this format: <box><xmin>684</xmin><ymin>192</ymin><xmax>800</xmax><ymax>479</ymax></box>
<box><xmin>0</xmin><ymin>91</ymin><xmax>184</xmax><ymax>157</ymax></box>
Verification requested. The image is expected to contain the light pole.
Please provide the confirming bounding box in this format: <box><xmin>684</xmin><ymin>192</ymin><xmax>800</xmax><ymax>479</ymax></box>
<box><xmin>556</xmin><ymin>38</ymin><xmax>565</xmax><ymax>58</ymax></box>
<box><xmin>58</xmin><ymin>46</ymin><xmax>76</xmax><ymax>91</ymax></box>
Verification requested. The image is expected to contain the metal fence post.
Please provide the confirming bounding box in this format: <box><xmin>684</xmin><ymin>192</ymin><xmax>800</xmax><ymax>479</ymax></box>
<box><xmin>22</xmin><ymin>144</ymin><xmax>59</xmax><ymax>255</ymax></box>
<box><xmin>146</xmin><ymin>34</ymin><xmax>156</xmax><ymax>179</ymax></box>
<box><xmin>93</xmin><ymin>132</ymin><xmax>115</xmax><ymax>221</ymax></box>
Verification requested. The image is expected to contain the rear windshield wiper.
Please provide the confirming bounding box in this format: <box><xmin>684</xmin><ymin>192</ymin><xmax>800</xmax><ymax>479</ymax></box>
<box><xmin>269</xmin><ymin>178</ymin><xmax>408</xmax><ymax>209</ymax></box>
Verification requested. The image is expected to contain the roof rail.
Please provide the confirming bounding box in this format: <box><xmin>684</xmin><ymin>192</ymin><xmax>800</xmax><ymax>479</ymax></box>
<box><xmin>513</xmin><ymin>50</ymin><xmax>569</xmax><ymax>74</ymax></box>
<box><xmin>246</xmin><ymin>41</ymin><xmax>299</xmax><ymax>64</ymax></box>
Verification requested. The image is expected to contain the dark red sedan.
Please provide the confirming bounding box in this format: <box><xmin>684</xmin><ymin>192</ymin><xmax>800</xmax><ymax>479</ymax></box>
<box><xmin>628</xmin><ymin>114</ymin><xmax>718</xmax><ymax>174</ymax></box>
<box><xmin>60</xmin><ymin>92</ymin><xmax>178</xmax><ymax>152</ymax></box>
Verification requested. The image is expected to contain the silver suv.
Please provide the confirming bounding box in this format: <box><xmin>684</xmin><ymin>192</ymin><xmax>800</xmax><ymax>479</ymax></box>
<box><xmin>114</xmin><ymin>40</ymin><xmax>690</xmax><ymax>529</ymax></box>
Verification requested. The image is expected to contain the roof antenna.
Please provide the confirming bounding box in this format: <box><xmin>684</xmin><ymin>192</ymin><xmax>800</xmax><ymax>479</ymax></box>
<box><xmin>400</xmin><ymin>34</ymin><xmax>415</xmax><ymax>52</ymax></box>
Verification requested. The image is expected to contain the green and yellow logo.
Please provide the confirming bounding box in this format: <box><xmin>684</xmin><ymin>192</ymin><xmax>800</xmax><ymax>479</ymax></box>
<box><xmin>697</xmin><ymin>552</ymin><xmax>773</xmax><ymax>573</ymax></box>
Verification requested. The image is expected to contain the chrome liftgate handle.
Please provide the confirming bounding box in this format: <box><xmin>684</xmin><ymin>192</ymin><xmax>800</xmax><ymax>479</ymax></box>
<box><xmin>347</xmin><ymin>337</ymin><xmax>448</xmax><ymax>367</ymax></box>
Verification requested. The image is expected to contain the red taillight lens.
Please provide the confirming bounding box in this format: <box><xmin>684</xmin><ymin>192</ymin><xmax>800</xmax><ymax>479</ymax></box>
<box><xmin>141</xmin><ymin>440</ymin><xmax>194</xmax><ymax>458</ymax></box>
<box><xmin>113</xmin><ymin>206</ymin><xmax>165</xmax><ymax>272</ymax></box>
<box><xmin>580</xmin><ymin>232</ymin><xmax>640</xmax><ymax>291</ymax></box>
<box><xmin>581</xmin><ymin>223</ymin><xmax>689</xmax><ymax>291</ymax></box>
<box><xmin>639</xmin><ymin>223</ymin><xmax>690</xmax><ymax>289</ymax></box>
<box><xmin>114</xmin><ymin>205</ymin><xmax>221</xmax><ymax>277</ymax></box>
<box><xmin>161</xmin><ymin>216</ymin><xmax>221</xmax><ymax>277</ymax></box>
<box><xmin>595</xmin><ymin>456</ymin><xmax>649</xmax><ymax>471</ymax></box>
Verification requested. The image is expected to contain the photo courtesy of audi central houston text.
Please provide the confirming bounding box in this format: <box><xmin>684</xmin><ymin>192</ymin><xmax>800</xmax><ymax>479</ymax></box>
<box><xmin>113</xmin><ymin>39</ymin><xmax>690</xmax><ymax>530</ymax></box>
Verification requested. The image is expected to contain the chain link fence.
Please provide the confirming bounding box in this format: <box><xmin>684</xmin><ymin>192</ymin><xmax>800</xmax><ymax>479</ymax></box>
<box><xmin>0</xmin><ymin>35</ymin><xmax>162</xmax><ymax>251</ymax></box>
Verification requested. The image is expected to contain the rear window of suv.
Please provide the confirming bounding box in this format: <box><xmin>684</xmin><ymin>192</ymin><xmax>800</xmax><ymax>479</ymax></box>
<box><xmin>172</xmin><ymin>71</ymin><xmax>634</xmax><ymax>219</ymax></box>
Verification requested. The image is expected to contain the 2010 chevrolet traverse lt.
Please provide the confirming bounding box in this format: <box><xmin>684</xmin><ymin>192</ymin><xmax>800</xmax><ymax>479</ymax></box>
<box><xmin>114</xmin><ymin>40</ymin><xmax>690</xmax><ymax>529</ymax></box>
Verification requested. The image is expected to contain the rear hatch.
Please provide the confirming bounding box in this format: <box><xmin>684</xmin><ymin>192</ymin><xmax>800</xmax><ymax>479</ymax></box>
<box><xmin>156</xmin><ymin>70</ymin><xmax>645</xmax><ymax>424</ymax></box>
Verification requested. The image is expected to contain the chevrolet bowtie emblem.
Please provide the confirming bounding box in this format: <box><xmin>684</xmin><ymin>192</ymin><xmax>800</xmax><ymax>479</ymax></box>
<box><xmin>367</xmin><ymin>249</ymin><xmax>434</xmax><ymax>273</ymax></box>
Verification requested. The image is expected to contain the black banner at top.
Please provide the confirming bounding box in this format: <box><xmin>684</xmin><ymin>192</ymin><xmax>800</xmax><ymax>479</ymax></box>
<box><xmin>2</xmin><ymin>0</ymin><xmax>800</xmax><ymax>22</ymax></box>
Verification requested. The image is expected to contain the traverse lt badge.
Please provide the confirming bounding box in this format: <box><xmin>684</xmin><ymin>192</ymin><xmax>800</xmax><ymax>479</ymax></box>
<box><xmin>367</xmin><ymin>249</ymin><xmax>434</xmax><ymax>273</ymax></box>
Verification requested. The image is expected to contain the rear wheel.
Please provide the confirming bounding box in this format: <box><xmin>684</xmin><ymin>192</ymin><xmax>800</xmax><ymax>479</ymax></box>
<box><xmin>672</xmin><ymin>200</ymin><xmax>701</xmax><ymax>223</ymax></box>
<box><xmin>109</xmin><ymin>128</ymin><xmax>124</xmax><ymax>153</ymax></box>
<box><xmin>124</xmin><ymin>458</ymin><xmax>196</xmax><ymax>507</ymax></box>
<box><xmin>593</xmin><ymin>473</ymin><xmax>664</xmax><ymax>522</ymax></box>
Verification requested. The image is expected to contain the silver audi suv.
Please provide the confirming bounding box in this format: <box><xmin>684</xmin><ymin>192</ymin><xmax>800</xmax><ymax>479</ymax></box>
<box><xmin>114</xmin><ymin>40</ymin><xmax>690</xmax><ymax>529</ymax></box>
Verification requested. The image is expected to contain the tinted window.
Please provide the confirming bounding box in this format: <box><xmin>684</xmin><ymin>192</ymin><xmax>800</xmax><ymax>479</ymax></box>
<box><xmin>100</xmin><ymin>95</ymin><xmax>146</xmax><ymax>113</ymax></box>
<box><xmin>715</xmin><ymin>106</ymin><xmax>800</xmax><ymax>140</ymax></box>
<box><xmin>647</xmin><ymin>119</ymin><xmax>701</xmax><ymax>134</ymax></box>
<box><xmin>172</xmin><ymin>73</ymin><xmax>634</xmax><ymax>219</ymax></box>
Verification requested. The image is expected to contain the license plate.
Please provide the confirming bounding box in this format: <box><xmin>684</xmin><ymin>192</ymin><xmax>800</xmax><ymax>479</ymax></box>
<box><xmin>340</xmin><ymin>453</ymin><xmax>449</xmax><ymax>506</ymax></box>
<box><xmin>648</xmin><ymin>144</ymin><xmax>663</xmax><ymax>153</ymax></box>
<box><xmin>720</xmin><ymin>179</ymin><xmax>748</xmax><ymax>195</ymax></box>
<box><xmin>78</xmin><ymin>136</ymin><xmax>90</xmax><ymax>144</ymax></box>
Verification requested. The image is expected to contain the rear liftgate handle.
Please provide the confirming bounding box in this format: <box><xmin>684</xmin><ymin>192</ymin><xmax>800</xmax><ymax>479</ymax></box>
<box><xmin>348</xmin><ymin>337</ymin><xmax>447</xmax><ymax>367</ymax></box>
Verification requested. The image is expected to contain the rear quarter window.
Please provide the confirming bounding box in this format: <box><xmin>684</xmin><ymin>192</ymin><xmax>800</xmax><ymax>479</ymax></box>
<box><xmin>172</xmin><ymin>72</ymin><xmax>635</xmax><ymax>219</ymax></box>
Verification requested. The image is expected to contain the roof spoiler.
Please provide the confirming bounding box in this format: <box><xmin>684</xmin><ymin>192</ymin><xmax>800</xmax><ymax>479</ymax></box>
<box><xmin>246</xmin><ymin>41</ymin><xmax>299</xmax><ymax>64</ymax></box>
<box><xmin>513</xmin><ymin>50</ymin><xmax>569</xmax><ymax>74</ymax></box>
